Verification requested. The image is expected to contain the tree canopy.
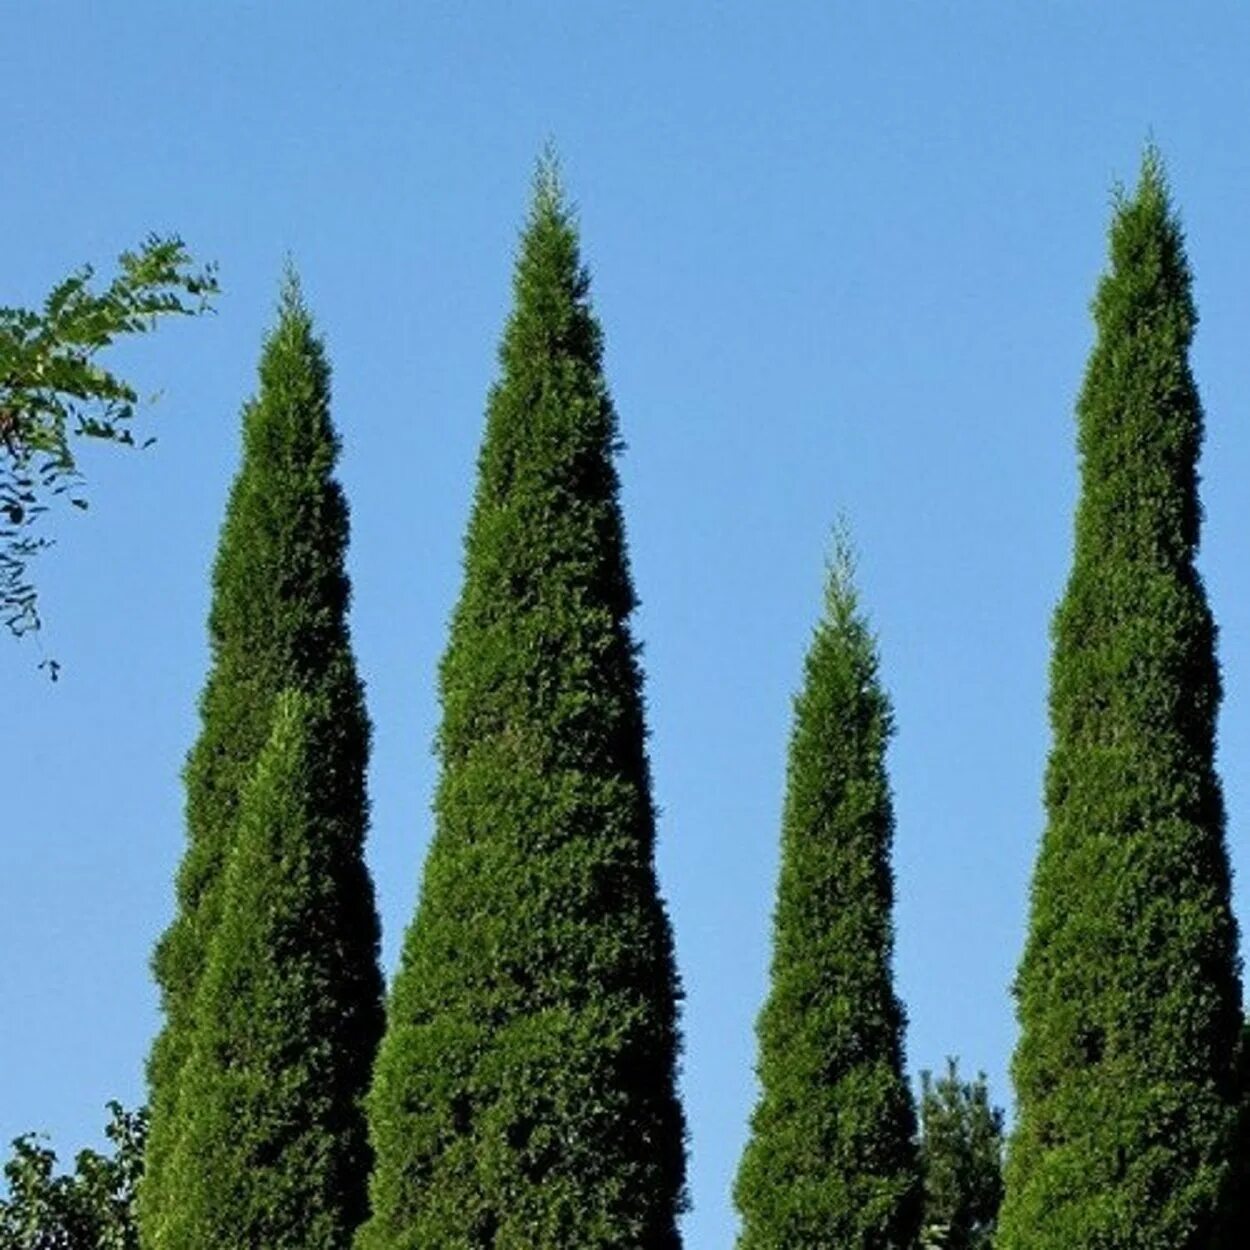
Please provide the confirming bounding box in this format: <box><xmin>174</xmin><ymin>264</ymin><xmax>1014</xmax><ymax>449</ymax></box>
<box><xmin>358</xmin><ymin>159</ymin><xmax>687</xmax><ymax>1250</ymax></box>
<box><xmin>1000</xmin><ymin>150</ymin><xmax>1243</xmax><ymax>1250</ymax></box>
<box><xmin>141</xmin><ymin>275</ymin><xmax>381</xmax><ymax>1249</ymax></box>
<box><xmin>0</xmin><ymin>1104</ymin><xmax>145</xmax><ymax>1250</ymax></box>
<box><xmin>734</xmin><ymin>536</ymin><xmax>921</xmax><ymax>1249</ymax></box>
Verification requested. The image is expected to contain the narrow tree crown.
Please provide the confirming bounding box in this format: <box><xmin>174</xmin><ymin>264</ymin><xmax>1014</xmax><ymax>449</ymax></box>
<box><xmin>359</xmin><ymin>164</ymin><xmax>686</xmax><ymax>1250</ymax></box>
<box><xmin>152</xmin><ymin>274</ymin><xmax>364</xmax><ymax>1030</ymax></box>
<box><xmin>734</xmin><ymin>537</ymin><xmax>921</xmax><ymax>1250</ymax></box>
<box><xmin>142</xmin><ymin>277</ymin><xmax>380</xmax><ymax>1249</ymax></box>
<box><xmin>1000</xmin><ymin>151</ymin><xmax>1243</xmax><ymax>1250</ymax></box>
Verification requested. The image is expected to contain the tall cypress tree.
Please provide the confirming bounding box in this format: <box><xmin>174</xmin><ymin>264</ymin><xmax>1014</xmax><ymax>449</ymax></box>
<box><xmin>999</xmin><ymin>152</ymin><xmax>1243</xmax><ymax>1250</ymax></box>
<box><xmin>160</xmin><ymin>689</ymin><xmax>380</xmax><ymax>1249</ymax></box>
<box><xmin>141</xmin><ymin>276</ymin><xmax>383</xmax><ymax>1248</ymax></box>
<box><xmin>358</xmin><ymin>161</ymin><xmax>687</xmax><ymax>1250</ymax></box>
<box><xmin>734</xmin><ymin>538</ymin><xmax>921</xmax><ymax>1250</ymax></box>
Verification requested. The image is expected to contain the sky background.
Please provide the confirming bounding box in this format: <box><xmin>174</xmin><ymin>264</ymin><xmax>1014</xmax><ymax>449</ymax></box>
<box><xmin>3</xmin><ymin>5</ymin><xmax>1249</xmax><ymax>1246</ymax></box>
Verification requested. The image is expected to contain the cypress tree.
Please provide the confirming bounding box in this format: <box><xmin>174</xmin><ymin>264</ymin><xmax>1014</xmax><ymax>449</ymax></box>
<box><xmin>999</xmin><ymin>151</ymin><xmax>1243</xmax><ymax>1250</ymax></box>
<box><xmin>160</xmin><ymin>689</ymin><xmax>380</xmax><ymax>1249</ymax></box>
<box><xmin>141</xmin><ymin>276</ymin><xmax>383</xmax><ymax>1248</ymax></box>
<box><xmin>358</xmin><ymin>160</ymin><xmax>687</xmax><ymax>1250</ymax></box>
<box><xmin>733</xmin><ymin>538</ymin><xmax>922</xmax><ymax>1250</ymax></box>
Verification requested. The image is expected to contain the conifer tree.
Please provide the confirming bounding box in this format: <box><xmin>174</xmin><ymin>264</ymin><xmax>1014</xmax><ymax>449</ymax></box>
<box><xmin>918</xmin><ymin>1060</ymin><xmax>1003</xmax><ymax>1250</ymax></box>
<box><xmin>160</xmin><ymin>690</ymin><xmax>380</xmax><ymax>1249</ymax></box>
<box><xmin>734</xmin><ymin>539</ymin><xmax>921</xmax><ymax>1250</ymax></box>
<box><xmin>999</xmin><ymin>152</ymin><xmax>1243</xmax><ymax>1250</ymax></box>
<box><xmin>358</xmin><ymin>161</ymin><xmax>687</xmax><ymax>1250</ymax></box>
<box><xmin>141</xmin><ymin>276</ymin><xmax>382</xmax><ymax>1248</ymax></box>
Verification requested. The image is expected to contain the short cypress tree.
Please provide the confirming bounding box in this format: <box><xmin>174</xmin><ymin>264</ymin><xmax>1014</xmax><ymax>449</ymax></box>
<box><xmin>734</xmin><ymin>538</ymin><xmax>922</xmax><ymax>1250</ymax></box>
<box><xmin>357</xmin><ymin>161</ymin><xmax>687</xmax><ymax>1250</ymax></box>
<box><xmin>999</xmin><ymin>152</ymin><xmax>1243</xmax><ymax>1250</ymax></box>
<box><xmin>160</xmin><ymin>689</ymin><xmax>380</xmax><ymax>1249</ymax></box>
<box><xmin>141</xmin><ymin>276</ymin><xmax>383</xmax><ymax>1248</ymax></box>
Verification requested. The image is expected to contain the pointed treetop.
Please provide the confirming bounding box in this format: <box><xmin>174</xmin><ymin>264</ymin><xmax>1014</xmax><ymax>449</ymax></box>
<box><xmin>823</xmin><ymin>518</ymin><xmax>861</xmax><ymax>627</ymax></box>
<box><xmin>1108</xmin><ymin>142</ymin><xmax>1168</xmax><ymax>211</ymax></box>
<box><xmin>271</xmin><ymin>260</ymin><xmax>317</xmax><ymax>345</ymax></box>
<box><xmin>254</xmin><ymin>265</ymin><xmax>330</xmax><ymax>415</ymax></box>
<box><xmin>278</xmin><ymin>258</ymin><xmax>306</xmax><ymax>315</ymax></box>
<box><xmin>1115</xmin><ymin>142</ymin><xmax>1182</xmax><ymax>240</ymax></box>
<box><xmin>1093</xmin><ymin>141</ymin><xmax>1195</xmax><ymax>353</ymax></box>
<box><xmin>497</xmin><ymin>150</ymin><xmax>600</xmax><ymax>384</ymax></box>
<box><xmin>531</xmin><ymin>142</ymin><xmax>568</xmax><ymax>222</ymax></box>
<box><xmin>1138</xmin><ymin>140</ymin><xmax>1167</xmax><ymax>194</ymax></box>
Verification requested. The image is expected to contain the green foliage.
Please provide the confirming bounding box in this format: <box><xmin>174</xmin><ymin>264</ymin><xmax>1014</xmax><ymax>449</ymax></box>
<box><xmin>999</xmin><ymin>151</ymin><xmax>1243</xmax><ymax>1250</ymax></box>
<box><xmin>0</xmin><ymin>235</ymin><xmax>217</xmax><ymax>639</ymax></box>
<box><xmin>158</xmin><ymin>690</ymin><xmax>381</xmax><ymax>1249</ymax></box>
<box><xmin>141</xmin><ymin>275</ymin><xmax>382</xmax><ymax>1249</ymax></box>
<box><xmin>0</xmin><ymin>1103</ymin><xmax>146</xmax><ymax>1250</ymax></box>
<box><xmin>357</xmin><ymin>160</ymin><xmax>687</xmax><ymax>1250</ymax></box>
<box><xmin>734</xmin><ymin>537</ymin><xmax>922</xmax><ymax>1250</ymax></box>
<box><xmin>1229</xmin><ymin>1019</ymin><xmax>1250</xmax><ymax>1231</ymax></box>
<box><xmin>918</xmin><ymin>1060</ymin><xmax>1003</xmax><ymax>1250</ymax></box>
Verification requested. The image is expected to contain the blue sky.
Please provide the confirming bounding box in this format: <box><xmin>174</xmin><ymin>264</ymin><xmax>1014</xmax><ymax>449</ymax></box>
<box><xmin>3</xmin><ymin>5</ymin><xmax>1249</xmax><ymax>1246</ymax></box>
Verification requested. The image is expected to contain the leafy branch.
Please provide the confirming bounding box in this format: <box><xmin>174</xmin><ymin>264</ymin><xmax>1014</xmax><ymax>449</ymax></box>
<box><xmin>0</xmin><ymin>235</ymin><xmax>218</xmax><ymax>639</ymax></box>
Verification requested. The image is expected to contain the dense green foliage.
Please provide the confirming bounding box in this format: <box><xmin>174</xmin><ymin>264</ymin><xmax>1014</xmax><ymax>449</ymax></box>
<box><xmin>999</xmin><ymin>152</ymin><xmax>1244</xmax><ymax>1250</ymax></box>
<box><xmin>1231</xmin><ymin>1019</ymin><xmax>1250</xmax><ymax>1229</ymax></box>
<box><xmin>358</xmin><ymin>163</ymin><xmax>687</xmax><ymax>1250</ymax></box>
<box><xmin>918</xmin><ymin>1060</ymin><xmax>1003</xmax><ymax>1250</ymax></box>
<box><xmin>734</xmin><ymin>541</ymin><xmax>921</xmax><ymax>1250</ymax></box>
<box><xmin>0</xmin><ymin>1104</ymin><xmax>145</xmax><ymax>1250</ymax></box>
<box><xmin>159</xmin><ymin>690</ymin><xmax>381</xmax><ymax>1248</ymax></box>
<box><xmin>141</xmin><ymin>278</ymin><xmax>382</xmax><ymax>1249</ymax></box>
<box><xmin>0</xmin><ymin>236</ymin><xmax>216</xmax><ymax>640</ymax></box>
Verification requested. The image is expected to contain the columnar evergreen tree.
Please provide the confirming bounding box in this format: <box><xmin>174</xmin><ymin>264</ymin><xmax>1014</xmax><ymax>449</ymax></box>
<box><xmin>999</xmin><ymin>151</ymin><xmax>1243</xmax><ymax>1250</ymax></box>
<box><xmin>358</xmin><ymin>161</ymin><xmax>687</xmax><ymax>1250</ymax></box>
<box><xmin>734</xmin><ymin>539</ymin><xmax>921</xmax><ymax>1250</ymax></box>
<box><xmin>141</xmin><ymin>276</ymin><xmax>383</xmax><ymax>1248</ymax></box>
<box><xmin>160</xmin><ymin>690</ymin><xmax>380</xmax><ymax>1249</ymax></box>
<box><xmin>917</xmin><ymin>1060</ymin><xmax>1004</xmax><ymax>1250</ymax></box>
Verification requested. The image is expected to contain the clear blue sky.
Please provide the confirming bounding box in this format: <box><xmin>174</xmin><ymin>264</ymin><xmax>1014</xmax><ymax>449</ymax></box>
<box><xmin>3</xmin><ymin>6</ymin><xmax>1249</xmax><ymax>1246</ymax></box>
